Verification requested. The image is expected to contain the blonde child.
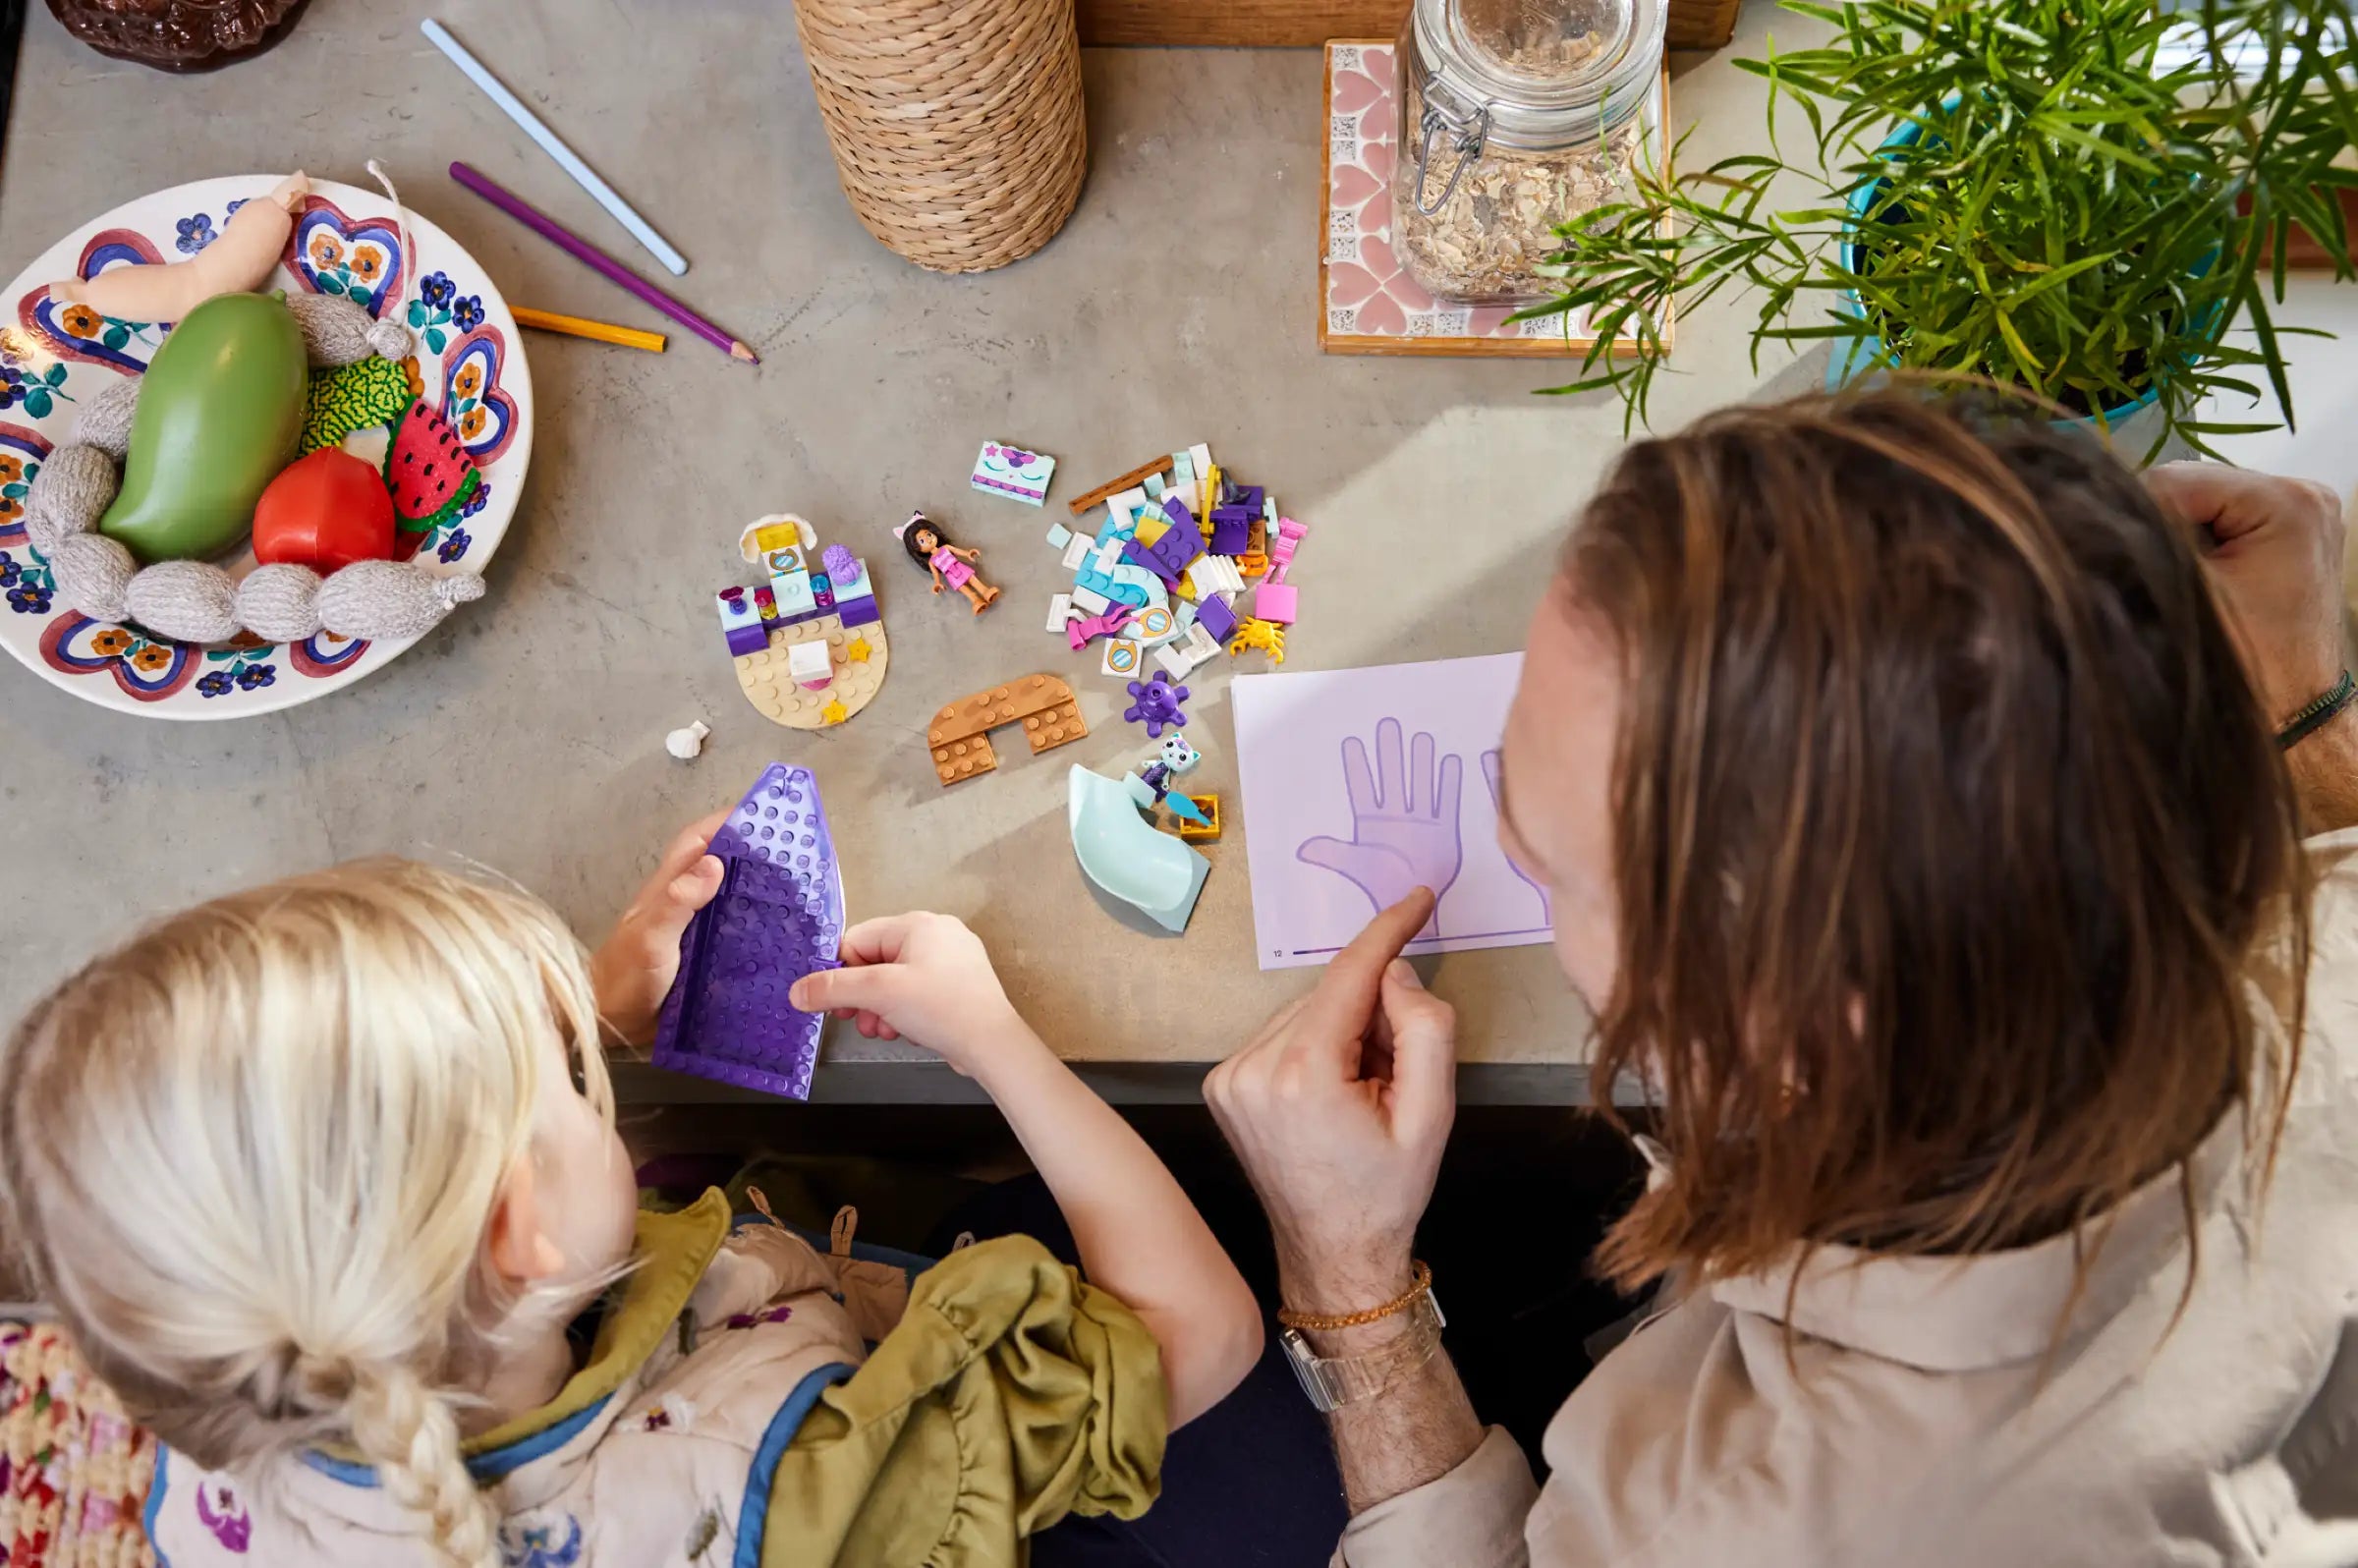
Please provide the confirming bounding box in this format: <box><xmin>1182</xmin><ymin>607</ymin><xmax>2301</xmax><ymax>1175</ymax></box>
<box><xmin>0</xmin><ymin>815</ymin><xmax>1263</xmax><ymax>1567</ymax></box>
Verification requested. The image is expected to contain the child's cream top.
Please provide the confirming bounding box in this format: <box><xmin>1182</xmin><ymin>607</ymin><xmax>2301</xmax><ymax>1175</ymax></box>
<box><xmin>1338</xmin><ymin>826</ymin><xmax>2358</xmax><ymax>1568</ymax></box>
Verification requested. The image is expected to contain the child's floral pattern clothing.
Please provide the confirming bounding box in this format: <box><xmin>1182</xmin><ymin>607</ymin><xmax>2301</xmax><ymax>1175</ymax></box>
<box><xmin>143</xmin><ymin>1191</ymin><xmax>1164</xmax><ymax>1565</ymax></box>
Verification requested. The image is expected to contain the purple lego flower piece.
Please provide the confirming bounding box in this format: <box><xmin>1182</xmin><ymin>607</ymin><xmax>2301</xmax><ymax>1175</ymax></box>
<box><xmin>822</xmin><ymin>543</ymin><xmax>860</xmax><ymax>584</ymax></box>
<box><xmin>1122</xmin><ymin>670</ymin><xmax>1190</xmax><ymax>737</ymax></box>
<box><xmin>1195</xmin><ymin>592</ymin><xmax>1239</xmax><ymax>644</ymax></box>
<box><xmin>652</xmin><ymin>763</ymin><xmax>844</xmax><ymax>1100</ymax></box>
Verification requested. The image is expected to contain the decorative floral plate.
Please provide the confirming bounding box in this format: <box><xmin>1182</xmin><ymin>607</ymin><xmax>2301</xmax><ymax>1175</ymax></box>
<box><xmin>0</xmin><ymin>175</ymin><xmax>533</xmax><ymax>719</ymax></box>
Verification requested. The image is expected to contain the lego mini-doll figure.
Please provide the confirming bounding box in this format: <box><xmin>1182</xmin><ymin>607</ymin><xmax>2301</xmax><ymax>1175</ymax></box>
<box><xmin>900</xmin><ymin>511</ymin><xmax>1000</xmax><ymax>615</ymax></box>
<box><xmin>1136</xmin><ymin>735</ymin><xmax>1202</xmax><ymax>803</ymax></box>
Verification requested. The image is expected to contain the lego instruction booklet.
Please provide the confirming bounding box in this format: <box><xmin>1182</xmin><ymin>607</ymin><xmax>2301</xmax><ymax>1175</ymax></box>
<box><xmin>1233</xmin><ymin>653</ymin><xmax>1555</xmax><ymax>970</ymax></box>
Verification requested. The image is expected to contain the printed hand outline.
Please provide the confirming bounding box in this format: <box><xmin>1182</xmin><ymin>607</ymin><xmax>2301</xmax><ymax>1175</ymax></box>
<box><xmin>1483</xmin><ymin>748</ymin><xmax>1551</xmax><ymax>925</ymax></box>
<box><xmin>1297</xmin><ymin>717</ymin><xmax>1463</xmax><ymax>939</ymax></box>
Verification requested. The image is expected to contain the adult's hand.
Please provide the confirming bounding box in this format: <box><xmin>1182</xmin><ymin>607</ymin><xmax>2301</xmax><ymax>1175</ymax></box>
<box><xmin>2151</xmin><ymin>462</ymin><xmax>2348</xmax><ymax>723</ymax></box>
<box><xmin>1206</xmin><ymin>887</ymin><xmax>1458</xmax><ymax>1314</ymax></box>
<box><xmin>588</xmin><ymin>809</ymin><xmax>727</xmax><ymax>1047</ymax></box>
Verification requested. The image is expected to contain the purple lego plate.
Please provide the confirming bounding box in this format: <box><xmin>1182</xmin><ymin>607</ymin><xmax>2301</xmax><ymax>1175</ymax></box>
<box><xmin>650</xmin><ymin>762</ymin><xmax>844</xmax><ymax>1099</ymax></box>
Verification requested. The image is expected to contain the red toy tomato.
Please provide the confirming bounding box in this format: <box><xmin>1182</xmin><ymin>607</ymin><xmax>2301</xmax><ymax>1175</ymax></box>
<box><xmin>252</xmin><ymin>448</ymin><xmax>396</xmax><ymax>574</ymax></box>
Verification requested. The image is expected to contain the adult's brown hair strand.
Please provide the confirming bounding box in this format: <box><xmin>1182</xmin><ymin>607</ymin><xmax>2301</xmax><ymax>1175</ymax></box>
<box><xmin>1563</xmin><ymin>390</ymin><xmax>2307</xmax><ymax>1311</ymax></box>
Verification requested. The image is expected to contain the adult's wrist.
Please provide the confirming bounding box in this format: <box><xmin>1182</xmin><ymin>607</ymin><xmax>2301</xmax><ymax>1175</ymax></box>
<box><xmin>2284</xmin><ymin>699</ymin><xmax>2358</xmax><ymax>833</ymax></box>
<box><xmin>1279</xmin><ymin>1254</ymin><xmax>1419</xmax><ymax>1352</ymax></box>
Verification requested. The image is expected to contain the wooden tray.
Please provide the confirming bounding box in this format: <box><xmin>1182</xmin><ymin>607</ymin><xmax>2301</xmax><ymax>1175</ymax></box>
<box><xmin>1319</xmin><ymin>41</ymin><xmax>1669</xmax><ymax>359</ymax></box>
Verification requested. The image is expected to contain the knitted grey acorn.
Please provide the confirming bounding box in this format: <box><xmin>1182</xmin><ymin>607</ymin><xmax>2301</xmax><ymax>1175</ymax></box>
<box><xmin>27</xmin><ymin>290</ymin><xmax>477</xmax><ymax>647</ymax></box>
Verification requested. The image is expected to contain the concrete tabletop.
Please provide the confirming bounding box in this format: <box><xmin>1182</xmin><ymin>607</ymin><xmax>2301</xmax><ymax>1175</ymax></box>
<box><xmin>0</xmin><ymin>3</ymin><xmax>1810</xmax><ymax>1101</ymax></box>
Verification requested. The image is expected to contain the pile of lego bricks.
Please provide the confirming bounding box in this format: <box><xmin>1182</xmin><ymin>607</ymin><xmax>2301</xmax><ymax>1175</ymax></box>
<box><xmin>1038</xmin><ymin>443</ymin><xmax>1306</xmax><ymax>683</ymax></box>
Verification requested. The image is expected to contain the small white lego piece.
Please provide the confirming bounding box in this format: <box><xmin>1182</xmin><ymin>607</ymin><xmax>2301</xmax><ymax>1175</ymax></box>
<box><xmin>1045</xmin><ymin>521</ymin><xmax>1073</xmax><ymax>549</ymax></box>
<box><xmin>1071</xmin><ymin>585</ymin><xmax>1112</xmax><ymax>616</ymax></box>
<box><xmin>1153</xmin><ymin>622</ymin><xmax>1220</xmax><ymax>678</ymax></box>
<box><xmin>1060</xmin><ymin>533</ymin><xmax>1094</xmax><ymax>572</ymax></box>
<box><xmin>1130</xmin><ymin>603</ymin><xmax>1183</xmax><ymax>647</ymax></box>
<box><xmin>1187</xmin><ymin>442</ymin><xmax>1213</xmax><ymax>474</ymax></box>
<box><xmin>787</xmin><ymin>640</ymin><xmax>835</xmax><ymax>690</ymax></box>
<box><xmin>665</xmin><ymin>719</ymin><xmax>711</xmax><ymax>760</ymax></box>
<box><xmin>1094</xmin><ymin>537</ymin><xmax>1126</xmax><ymax>575</ymax></box>
<box><xmin>1045</xmin><ymin>592</ymin><xmax>1076</xmax><ymax>633</ymax></box>
<box><xmin>1183</xmin><ymin>554</ymin><xmax>1245</xmax><ymax>599</ymax></box>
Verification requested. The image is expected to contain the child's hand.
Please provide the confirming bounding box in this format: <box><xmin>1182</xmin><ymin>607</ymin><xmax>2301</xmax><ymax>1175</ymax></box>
<box><xmin>589</xmin><ymin>810</ymin><xmax>727</xmax><ymax>1047</ymax></box>
<box><xmin>788</xmin><ymin>913</ymin><xmax>1028</xmax><ymax>1076</ymax></box>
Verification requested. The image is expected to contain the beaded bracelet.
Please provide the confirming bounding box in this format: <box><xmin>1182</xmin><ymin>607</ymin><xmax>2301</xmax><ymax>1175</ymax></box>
<box><xmin>2277</xmin><ymin>670</ymin><xmax>2356</xmax><ymax>752</ymax></box>
<box><xmin>1276</xmin><ymin>1261</ymin><xmax>1434</xmax><ymax>1332</ymax></box>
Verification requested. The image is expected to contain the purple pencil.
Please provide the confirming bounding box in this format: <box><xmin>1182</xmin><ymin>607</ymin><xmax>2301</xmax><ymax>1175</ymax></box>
<box><xmin>448</xmin><ymin>160</ymin><xmax>757</xmax><ymax>364</ymax></box>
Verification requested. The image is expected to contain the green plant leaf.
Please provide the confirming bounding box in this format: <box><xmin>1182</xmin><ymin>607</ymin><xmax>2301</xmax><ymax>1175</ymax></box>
<box><xmin>101</xmin><ymin>324</ymin><xmax>128</xmax><ymax>350</ymax></box>
<box><xmin>407</xmin><ymin>300</ymin><xmax>426</xmax><ymax>327</ymax></box>
<box><xmin>424</xmin><ymin>327</ymin><xmax>446</xmax><ymax>353</ymax></box>
<box><xmin>24</xmin><ymin>389</ymin><xmax>52</xmax><ymax>419</ymax></box>
<box><xmin>42</xmin><ymin>364</ymin><xmax>66</xmax><ymax>387</ymax></box>
<box><xmin>2</xmin><ymin>483</ymin><xmax>24</xmax><ymax>499</ymax></box>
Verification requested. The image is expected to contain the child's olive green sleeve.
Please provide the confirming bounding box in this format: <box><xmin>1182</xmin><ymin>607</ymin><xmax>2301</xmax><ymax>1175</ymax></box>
<box><xmin>763</xmin><ymin>1235</ymin><xmax>1168</xmax><ymax>1568</ymax></box>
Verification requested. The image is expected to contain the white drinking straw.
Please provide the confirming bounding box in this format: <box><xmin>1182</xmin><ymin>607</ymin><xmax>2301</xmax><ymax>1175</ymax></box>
<box><xmin>421</xmin><ymin>18</ymin><xmax>690</xmax><ymax>277</ymax></box>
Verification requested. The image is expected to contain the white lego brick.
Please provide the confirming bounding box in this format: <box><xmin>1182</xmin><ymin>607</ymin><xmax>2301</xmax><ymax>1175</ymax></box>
<box><xmin>1154</xmin><ymin>622</ymin><xmax>1220</xmax><ymax>678</ymax></box>
<box><xmin>1130</xmin><ymin>603</ymin><xmax>1183</xmax><ymax>647</ymax></box>
<box><xmin>1100</xmin><ymin>638</ymin><xmax>1145</xmax><ymax>679</ymax></box>
<box><xmin>1183</xmin><ymin>555</ymin><xmax>1245</xmax><ymax>600</ymax></box>
<box><xmin>1045</xmin><ymin>592</ymin><xmax>1076</xmax><ymax>633</ymax></box>
<box><xmin>1144</xmin><ymin>474</ymin><xmax>1165</xmax><ymax>499</ymax></box>
<box><xmin>1060</xmin><ymin>533</ymin><xmax>1094</xmax><ymax>572</ymax></box>
<box><xmin>1045</xmin><ymin>521</ymin><xmax>1073</xmax><ymax>548</ymax></box>
<box><xmin>1188</xmin><ymin>442</ymin><xmax>1213</xmax><ymax>473</ymax></box>
<box><xmin>786</xmin><ymin>639</ymin><xmax>835</xmax><ymax>687</ymax></box>
<box><xmin>1071</xmin><ymin>586</ymin><xmax>1112</xmax><ymax>615</ymax></box>
<box><xmin>1094</xmin><ymin>538</ymin><xmax>1126</xmax><ymax>575</ymax></box>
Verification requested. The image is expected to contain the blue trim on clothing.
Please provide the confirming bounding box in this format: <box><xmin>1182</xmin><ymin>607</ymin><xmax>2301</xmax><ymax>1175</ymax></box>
<box><xmin>143</xmin><ymin>1445</ymin><xmax>174</xmax><ymax>1566</ymax></box>
<box><xmin>732</xmin><ymin>1362</ymin><xmax>857</xmax><ymax>1568</ymax></box>
<box><xmin>297</xmin><ymin>1394</ymin><xmax>616</xmax><ymax>1488</ymax></box>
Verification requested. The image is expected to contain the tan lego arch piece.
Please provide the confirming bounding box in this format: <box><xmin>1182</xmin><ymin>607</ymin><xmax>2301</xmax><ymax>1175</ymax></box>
<box><xmin>926</xmin><ymin>673</ymin><xmax>1089</xmax><ymax>785</ymax></box>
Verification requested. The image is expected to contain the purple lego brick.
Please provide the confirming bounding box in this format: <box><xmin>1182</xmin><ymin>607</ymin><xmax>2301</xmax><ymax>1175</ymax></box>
<box><xmin>651</xmin><ymin>763</ymin><xmax>844</xmax><ymax>1100</ymax></box>
<box><xmin>836</xmin><ymin>597</ymin><xmax>882</xmax><ymax>628</ymax></box>
<box><xmin>1123</xmin><ymin>525</ymin><xmax>1204</xmax><ymax>588</ymax></box>
<box><xmin>1236</xmin><ymin>485</ymin><xmax>1264</xmax><ymax>510</ymax></box>
<box><xmin>1208</xmin><ymin>506</ymin><xmax>1253</xmax><ymax>555</ymax></box>
<box><xmin>1195</xmin><ymin>592</ymin><xmax>1239</xmax><ymax>644</ymax></box>
<box><xmin>725</xmin><ymin>625</ymin><xmax>770</xmax><ymax>657</ymax></box>
<box><xmin>1160</xmin><ymin>494</ymin><xmax>1197</xmax><ymax>532</ymax></box>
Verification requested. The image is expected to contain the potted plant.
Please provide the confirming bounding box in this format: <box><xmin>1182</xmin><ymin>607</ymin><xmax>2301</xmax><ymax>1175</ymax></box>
<box><xmin>1534</xmin><ymin>0</ymin><xmax>2357</xmax><ymax>458</ymax></box>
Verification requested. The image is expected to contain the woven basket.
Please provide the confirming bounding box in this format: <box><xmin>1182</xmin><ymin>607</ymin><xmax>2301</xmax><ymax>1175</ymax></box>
<box><xmin>792</xmin><ymin>0</ymin><xmax>1089</xmax><ymax>274</ymax></box>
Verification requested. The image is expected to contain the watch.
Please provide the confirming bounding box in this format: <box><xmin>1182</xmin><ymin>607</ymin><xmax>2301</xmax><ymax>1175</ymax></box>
<box><xmin>1278</xmin><ymin>1287</ymin><xmax>1447</xmax><ymax>1412</ymax></box>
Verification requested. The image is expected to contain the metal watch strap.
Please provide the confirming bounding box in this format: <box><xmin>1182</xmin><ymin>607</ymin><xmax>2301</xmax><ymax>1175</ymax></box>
<box><xmin>1280</xmin><ymin>1288</ymin><xmax>1447</xmax><ymax>1412</ymax></box>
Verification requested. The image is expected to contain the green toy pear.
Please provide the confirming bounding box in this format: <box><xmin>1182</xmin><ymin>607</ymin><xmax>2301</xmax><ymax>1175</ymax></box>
<box><xmin>98</xmin><ymin>292</ymin><xmax>308</xmax><ymax>564</ymax></box>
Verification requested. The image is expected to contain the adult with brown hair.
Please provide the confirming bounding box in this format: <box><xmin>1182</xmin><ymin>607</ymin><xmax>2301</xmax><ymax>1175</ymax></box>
<box><xmin>1208</xmin><ymin>390</ymin><xmax>2358</xmax><ymax>1567</ymax></box>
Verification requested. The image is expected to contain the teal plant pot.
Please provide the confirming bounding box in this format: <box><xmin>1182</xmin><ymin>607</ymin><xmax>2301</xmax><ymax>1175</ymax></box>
<box><xmin>1822</xmin><ymin>112</ymin><xmax>2197</xmax><ymax>453</ymax></box>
